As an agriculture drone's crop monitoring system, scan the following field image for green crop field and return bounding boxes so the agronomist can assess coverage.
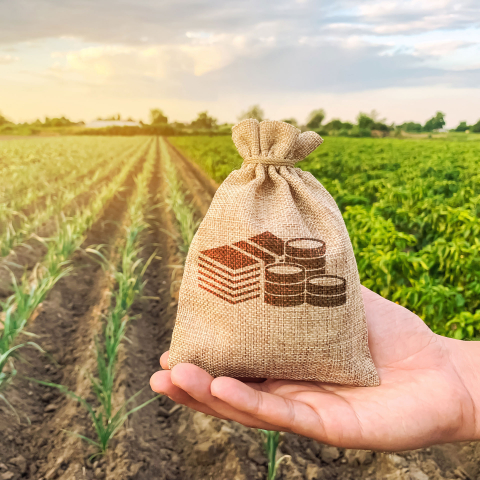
[1,133,480,479]
[171,135,480,340]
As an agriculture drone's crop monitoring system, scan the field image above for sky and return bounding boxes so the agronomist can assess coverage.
[1,0,479,128]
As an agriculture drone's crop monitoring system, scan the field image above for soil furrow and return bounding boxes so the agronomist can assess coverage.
[165,139,217,217]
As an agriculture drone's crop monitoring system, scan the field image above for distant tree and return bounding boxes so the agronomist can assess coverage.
[282,118,299,128]
[454,121,469,132]
[306,109,326,129]
[399,122,422,133]
[471,119,480,133]
[43,116,77,127]
[150,108,168,125]
[324,119,344,131]
[357,112,375,130]
[372,121,390,132]
[0,111,11,126]
[238,105,265,122]
[191,111,217,130]
[423,111,445,132]
[97,114,121,121]
[170,121,187,129]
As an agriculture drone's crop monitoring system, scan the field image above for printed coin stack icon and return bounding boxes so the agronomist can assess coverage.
[285,238,326,278]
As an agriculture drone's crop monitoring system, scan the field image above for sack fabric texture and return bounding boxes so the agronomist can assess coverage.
[168,119,380,386]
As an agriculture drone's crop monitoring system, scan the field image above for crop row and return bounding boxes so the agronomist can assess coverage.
[40,137,159,456]
[0,138,154,415]
[160,137,199,257]
[0,142,150,258]
[0,137,150,258]
[0,137,144,214]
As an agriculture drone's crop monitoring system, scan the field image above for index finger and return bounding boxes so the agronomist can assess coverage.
[160,351,170,369]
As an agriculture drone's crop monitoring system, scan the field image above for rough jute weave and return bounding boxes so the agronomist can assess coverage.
[169,119,380,386]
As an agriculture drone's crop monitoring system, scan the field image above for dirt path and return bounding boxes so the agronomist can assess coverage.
[166,139,217,217]
[106,137,186,480]
[0,143,148,480]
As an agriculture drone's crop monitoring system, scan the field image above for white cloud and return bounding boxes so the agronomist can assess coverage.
[412,40,471,57]
[0,54,18,64]
[52,32,279,81]
[356,0,479,35]
[358,0,454,18]
[371,15,459,34]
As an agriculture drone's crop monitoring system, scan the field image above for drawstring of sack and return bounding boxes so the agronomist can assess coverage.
[242,156,298,167]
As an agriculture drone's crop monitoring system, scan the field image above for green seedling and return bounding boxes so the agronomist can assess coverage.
[260,430,290,480]
[31,379,159,458]
[160,138,200,257]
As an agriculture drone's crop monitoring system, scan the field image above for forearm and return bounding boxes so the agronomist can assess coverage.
[445,336,480,441]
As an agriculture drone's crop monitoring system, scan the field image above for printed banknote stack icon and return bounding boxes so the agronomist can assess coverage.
[198,245,262,305]
[197,231,282,304]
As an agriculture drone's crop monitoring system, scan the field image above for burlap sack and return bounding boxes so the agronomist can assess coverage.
[168,119,379,386]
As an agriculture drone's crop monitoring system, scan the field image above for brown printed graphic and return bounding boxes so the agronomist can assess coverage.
[233,240,276,265]
[249,231,285,256]
[306,275,347,307]
[264,263,306,307]
[197,232,347,307]
[285,238,326,278]
[198,245,262,305]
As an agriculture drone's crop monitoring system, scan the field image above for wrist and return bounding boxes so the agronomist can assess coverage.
[445,336,480,441]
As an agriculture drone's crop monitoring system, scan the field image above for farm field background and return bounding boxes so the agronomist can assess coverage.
[0,134,479,480]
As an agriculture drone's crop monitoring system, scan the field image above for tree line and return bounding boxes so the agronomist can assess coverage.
[142,106,480,137]
[1,107,480,137]
[235,106,480,136]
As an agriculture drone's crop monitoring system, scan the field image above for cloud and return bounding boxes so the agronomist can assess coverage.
[0,0,335,46]
[356,0,480,34]
[412,40,472,57]
[0,54,18,64]
[49,36,475,103]
[5,0,477,47]
[51,32,279,86]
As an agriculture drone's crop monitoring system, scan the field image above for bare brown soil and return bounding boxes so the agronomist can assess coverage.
[0,137,479,480]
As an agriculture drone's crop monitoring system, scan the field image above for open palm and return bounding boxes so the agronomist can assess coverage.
[150,286,478,451]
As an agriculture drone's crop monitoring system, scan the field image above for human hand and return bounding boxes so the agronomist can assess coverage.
[150,286,480,451]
